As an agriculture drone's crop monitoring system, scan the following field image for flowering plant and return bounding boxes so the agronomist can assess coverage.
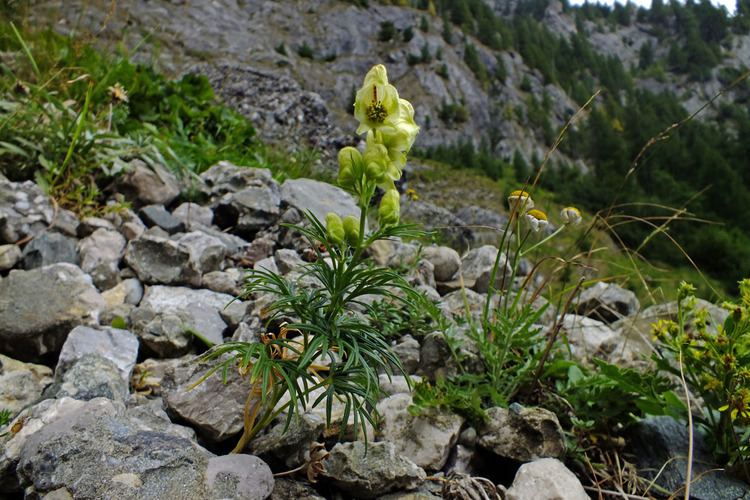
[196,65,422,452]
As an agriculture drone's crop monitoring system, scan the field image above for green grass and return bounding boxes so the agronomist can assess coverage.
[0,23,319,214]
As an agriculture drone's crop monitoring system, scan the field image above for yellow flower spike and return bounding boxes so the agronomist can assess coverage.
[560,206,582,225]
[325,212,345,245]
[507,189,534,212]
[378,189,400,227]
[525,209,548,233]
[343,215,360,246]
[353,64,401,135]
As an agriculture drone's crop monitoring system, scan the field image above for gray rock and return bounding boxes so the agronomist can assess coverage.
[78,228,127,290]
[8,397,210,498]
[206,454,274,500]
[129,286,232,357]
[271,478,326,500]
[254,255,279,274]
[232,320,261,343]
[21,232,79,269]
[0,354,52,418]
[176,231,227,275]
[201,163,282,236]
[119,159,181,206]
[281,178,358,222]
[393,335,421,374]
[377,393,464,471]
[172,202,214,227]
[275,248,304,274]
[478,406,565,462]
[124,233,201,286]
[162,355,248,443]
[131,356,190,398]
[249,412,325,468]
[559,314,620,364]
[378,374,420,397]
[203,269,242,295]
[76,216,116,237]
[439,288,499,323]
[422,246,461,282]
[219,299,248,328]
[506,458,589,500]
[0,263,104,362]
[574,282,640,323]
[321,441,426,499]
[139,204,186,234]
[401,199,473,250]
[44,353,129,402]
[121,220,145,240]
[460,245,511,293]
[455,206,508,247]
[0,244,21,270]
[419,328,484,381]
[0,180,57,244]
[56,325,139,383]
[627,416,750,500]
[102,278,144,307]
[369,238,419,268]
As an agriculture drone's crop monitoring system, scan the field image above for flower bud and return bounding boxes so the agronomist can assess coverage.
[378,189,400,227]
[338,147,361,188]
[325,212,345,245]
[560,206,582,225]
[363,141,389,182]
[343,215,360,246]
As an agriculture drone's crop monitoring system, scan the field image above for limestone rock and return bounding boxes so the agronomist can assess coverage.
[281,177,358,222]
[119,159,181,206]
[422,246,461,282]
[124,233,201,286]
[129,285,232,357]
[574,282,640,323]
[162,355,248,443]
[377,393,464,471]
[506,458,589,500]
[21,232,79,269]
[478,406,565,462]
[172,202,214,227]
[206,454,274,500]
[139,204,186,234]
[7,397,210,498]
[0,244,21,270]
[0,354,52,418]
[321,441,426,499]
[43,354,130,402]
[55,325,139,383]
[78,228,126,290]
[249,412,325,468]
[0,263,104,362]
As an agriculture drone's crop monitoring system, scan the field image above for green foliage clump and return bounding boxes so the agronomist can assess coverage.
[297,42,314,59]
[378,21,396,42]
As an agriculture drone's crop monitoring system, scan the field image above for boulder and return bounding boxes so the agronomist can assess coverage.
[281,177,358,222]
[574,282,639,323]
[0,244,21,270]
[506,458,589,500]
[76,216,116,237]
[119,159,181,206]
[172,202,214,227]
[21,232,79,269]
[369,238,419,268]
[206,454,274,500]
[43,354,130,402]
[102,278,144,307]
[0,354,52,418]
[203,269,243,295]
[478,406,565,462]
[4,397,211,497]
[176,231,227,275]
[0,263,104,362]
[275,248,304,274]
[627,416,750,500]
[124,233,201,286]
[377,393,464,471]
[401,199,472,250]
[419,329,483,380]
[321,441,426,499]
[139,204,186,234]
[55,325,139,383]
[249,412,326,468]
[559,314,620,363]
[78,228,127,290]
[422,246,461,282]
[201,163,282,236]
[162,355,248,443]
[393,334,421,374]
[129,286,233,357]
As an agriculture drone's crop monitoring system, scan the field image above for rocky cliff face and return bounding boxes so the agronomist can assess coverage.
[35,0,750,169]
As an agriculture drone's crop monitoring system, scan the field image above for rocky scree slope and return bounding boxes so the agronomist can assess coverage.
[1,160,745,498]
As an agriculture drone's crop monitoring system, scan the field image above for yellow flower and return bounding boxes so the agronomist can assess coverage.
[353,65,401,135]
[525,209,548,233]
[108,82,129,103]
[406,188,419,201]
[560,206,582,225]
[507,189,534,212]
